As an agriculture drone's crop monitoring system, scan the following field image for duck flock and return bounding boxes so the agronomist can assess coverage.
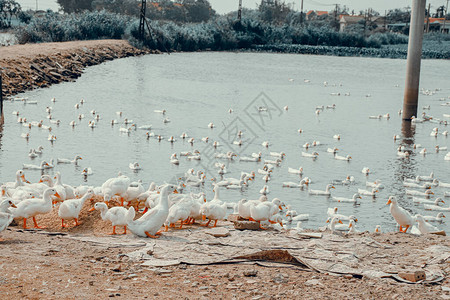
[1,68,450,239]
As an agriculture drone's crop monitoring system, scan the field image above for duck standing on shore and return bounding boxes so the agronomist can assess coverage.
[387,196,414,233]
[127,184,178,238]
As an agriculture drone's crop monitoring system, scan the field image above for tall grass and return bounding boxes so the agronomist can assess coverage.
[14,10,450,59]
[16,10,129,43]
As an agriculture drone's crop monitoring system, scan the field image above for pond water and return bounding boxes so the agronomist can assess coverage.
[1,52,449,233]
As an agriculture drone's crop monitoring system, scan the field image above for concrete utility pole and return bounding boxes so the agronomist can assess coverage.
[300,0,304,24]
[426,3,430,33]
[238,0,242,21]
[402,0,426,121]
[0,72,3,117]
[443,0,449,33]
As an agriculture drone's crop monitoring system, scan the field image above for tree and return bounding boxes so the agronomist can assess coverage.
[182,0,215,23]
[435,5,445,18]
[0,0,22,28]
[258,0,292,24]
[57,0,94,13]
[387,8,410,23]
[93,0,140,15]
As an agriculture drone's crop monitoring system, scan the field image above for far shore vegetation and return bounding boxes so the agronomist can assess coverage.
[1,0,449,59]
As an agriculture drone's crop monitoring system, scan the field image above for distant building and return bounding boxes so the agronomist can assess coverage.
[388,18,450,33]
[428,18,449,33]
[306,10,329,21]
[339,15,364,32]
[339,15,387,32]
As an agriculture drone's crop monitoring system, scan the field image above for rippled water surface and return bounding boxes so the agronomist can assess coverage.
[1,52,449,232]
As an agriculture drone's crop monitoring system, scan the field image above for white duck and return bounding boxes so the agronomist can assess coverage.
[127,184,178,238]
[302,152,319,159]
[309,184,335,196]
[270,152,286,159]
[332,193,361,204]
[225,180,245,191]
[28,149,38,159]
[249,198,282,229]
[288,167,303,175]
[164,198,191,229]
[56,155,82,165]
[417,172,434,181]
[22,161,49,170]
[358,188,379,197]
[327,216,343,232]
[0,199,17,214]
[282,178,309,189]
[415,214,440,234]
[374,225,381,233]
[58,189,95,228]
[403,181,432,189]
[101,175,131,206]
[347,219,359,234]
[259,185,270,195]
[81,168,93,176]
[170,153,180,165]
[53,172,69,201]
[290,214,310,222]
[238,195,268,220]
[341,175,355,185]
[405,189,434,198]
[240,156,260,162]
[438,181,450,188]
[424,203,450,211]
[423,212,446,223]
[200,200,227,228]
[90,202,135,235]
[335,155,352,161]
[327,147,339,154]
[327,207,358,222]
[238,198,254,220]
[5,170,29,189]
[124,181,145,204]
[10,188,60,229]
[0,211,14,241]
[412,197,445,205]
[129,162,141,170]
[387,196,414,233]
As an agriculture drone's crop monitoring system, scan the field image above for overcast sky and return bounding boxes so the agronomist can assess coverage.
[16,0,449,14]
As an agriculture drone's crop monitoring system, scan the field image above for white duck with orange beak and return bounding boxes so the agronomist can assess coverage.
[309,184,335,196]
[4,170,30,190]
[387,196,414,233]
[327,216,344,232]
[127,184,178,238]
[10,188,61,229]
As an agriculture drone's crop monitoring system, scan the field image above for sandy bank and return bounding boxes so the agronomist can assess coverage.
[0,40,156,97]
[1,194,449,298]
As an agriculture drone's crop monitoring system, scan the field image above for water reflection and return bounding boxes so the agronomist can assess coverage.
[393,121,417,207]
[401,120,416,144]
[0,112,3,150]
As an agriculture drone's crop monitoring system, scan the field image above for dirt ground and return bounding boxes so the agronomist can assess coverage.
[0,40,132,60]
[1,199,449,299]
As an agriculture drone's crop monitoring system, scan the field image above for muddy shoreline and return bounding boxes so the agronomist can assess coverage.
[0,40,157,98]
